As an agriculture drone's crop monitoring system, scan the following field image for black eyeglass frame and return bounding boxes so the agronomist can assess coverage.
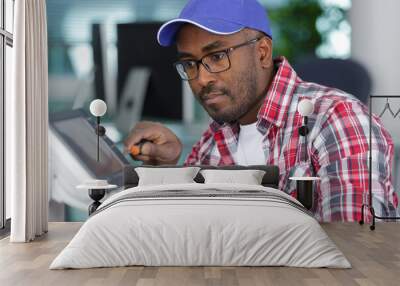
[173,36,264,81]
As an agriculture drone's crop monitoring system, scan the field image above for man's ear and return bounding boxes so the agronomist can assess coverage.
[258,37,273,69]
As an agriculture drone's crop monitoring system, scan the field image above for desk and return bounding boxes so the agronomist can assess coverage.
[1,222,399,286]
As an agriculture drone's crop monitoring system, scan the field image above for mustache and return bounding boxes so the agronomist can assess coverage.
[198,85,229,101]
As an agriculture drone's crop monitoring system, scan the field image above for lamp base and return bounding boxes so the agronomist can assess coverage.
[88,188,106,215]
[296,180,313,210]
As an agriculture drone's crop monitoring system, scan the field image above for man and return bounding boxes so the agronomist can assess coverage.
[124,0,398,221]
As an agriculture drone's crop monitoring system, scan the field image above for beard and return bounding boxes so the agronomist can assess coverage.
[195,62,260,124]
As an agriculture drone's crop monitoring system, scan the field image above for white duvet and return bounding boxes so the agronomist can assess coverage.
[50,183,351,269]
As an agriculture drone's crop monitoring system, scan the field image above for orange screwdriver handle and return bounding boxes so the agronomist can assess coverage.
[130,145,141,156]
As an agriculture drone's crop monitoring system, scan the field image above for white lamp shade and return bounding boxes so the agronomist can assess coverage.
[298,99,314,117]
[89,99,107,117]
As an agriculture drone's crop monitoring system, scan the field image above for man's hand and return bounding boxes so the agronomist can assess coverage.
[123,121,182,165]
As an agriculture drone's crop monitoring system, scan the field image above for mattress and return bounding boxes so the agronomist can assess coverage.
[50,183,351,269]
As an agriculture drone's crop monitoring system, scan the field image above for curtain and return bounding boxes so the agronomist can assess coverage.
[7,0,49,242]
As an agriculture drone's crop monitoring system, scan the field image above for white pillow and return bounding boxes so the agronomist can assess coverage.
[135,167,201,186]
[200,169,266,185]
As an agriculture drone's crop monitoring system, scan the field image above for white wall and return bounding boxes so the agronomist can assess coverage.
[350,0,400,94]
[350,0,400,199]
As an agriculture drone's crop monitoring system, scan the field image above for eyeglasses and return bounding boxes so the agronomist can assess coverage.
[173,37,263,81]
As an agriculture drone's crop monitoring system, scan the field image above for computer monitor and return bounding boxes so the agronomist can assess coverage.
[117,22,182,120]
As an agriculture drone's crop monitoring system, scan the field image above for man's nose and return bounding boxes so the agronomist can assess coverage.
[196,62,216,87]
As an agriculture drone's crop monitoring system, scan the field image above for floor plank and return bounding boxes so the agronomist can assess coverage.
[0,222,399,286]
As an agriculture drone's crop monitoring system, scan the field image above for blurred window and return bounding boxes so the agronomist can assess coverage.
[1,0,14,231]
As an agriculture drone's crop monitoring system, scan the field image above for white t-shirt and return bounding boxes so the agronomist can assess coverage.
[212,122,266,165]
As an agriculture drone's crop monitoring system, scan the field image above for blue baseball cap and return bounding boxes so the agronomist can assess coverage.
[157,0,272,47]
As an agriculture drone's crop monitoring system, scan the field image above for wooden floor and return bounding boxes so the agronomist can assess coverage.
[0,222,399,286]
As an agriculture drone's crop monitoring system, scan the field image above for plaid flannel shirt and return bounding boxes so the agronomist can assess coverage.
[184,56,398,222]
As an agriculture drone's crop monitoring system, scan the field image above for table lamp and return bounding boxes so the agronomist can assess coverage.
[76,99,117,215]
[290,99,320,210]
[89,99,107,161]
[298,98,314,161]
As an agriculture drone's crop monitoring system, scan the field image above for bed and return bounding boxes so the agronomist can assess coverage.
[50,165,350,269]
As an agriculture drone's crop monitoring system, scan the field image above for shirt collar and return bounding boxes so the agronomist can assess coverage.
[257,56,300,129]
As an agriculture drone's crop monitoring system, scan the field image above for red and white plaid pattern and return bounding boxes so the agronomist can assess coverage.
[184,56,398,222]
